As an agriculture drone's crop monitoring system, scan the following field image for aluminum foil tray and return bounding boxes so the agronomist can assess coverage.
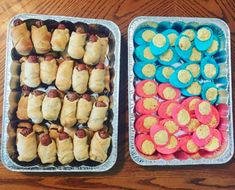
[128,16,233,166]
[1,13,121,172]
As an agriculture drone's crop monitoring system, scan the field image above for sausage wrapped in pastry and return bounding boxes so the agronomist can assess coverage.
[76,94,93,124]
[16,85,31,120]
[73,129,89,161]
[51,24,70,52]
[42,89,62,121]
[38,134,57,164]
[90,129,111,163]
[68,27,87,59]
[99,37,109,63]
[11,19,33,55]
[72,63,89,94]
[33,124,48,144]
[87,96,109,131]
[83,35,101,65]
[56,132,74,164]
[27,90,44,124]
[55,59,74,91]
[60,92,78,128]
[49,124,63,140]
[89,63,106,93]
[20,56,40,88]
[17,126,37,162]
[31,21,51,54]
[40,55,58,85]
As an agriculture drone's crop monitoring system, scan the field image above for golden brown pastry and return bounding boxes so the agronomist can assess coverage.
[99,37,109,63]
[67,27,87,59]
[16,85,31,120]
[72,63,89,94]
[49,124,63,140]
[73,129,89,161]
[55,59,74,91]
[89,129,111,163]
[38,134,57,164]
[83,35,102,65]
[33,124,48,144]
[76,94,93,124]
[51,24,70,52]
[42,89,62,121]
[20,56,40,88]
[27,90,44,124]
[60,92,78,128]
[31,20,51,54]
[87,96,109,131]
[56,132,74,165]
[11,19,33,55]
[89,63,106,93]
[40,55,58,85]
[16,126,37,162]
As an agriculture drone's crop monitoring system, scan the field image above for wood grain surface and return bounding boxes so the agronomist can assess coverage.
[0,0,235,189]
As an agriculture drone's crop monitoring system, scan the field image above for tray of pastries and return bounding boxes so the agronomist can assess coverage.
[1,13,120,172]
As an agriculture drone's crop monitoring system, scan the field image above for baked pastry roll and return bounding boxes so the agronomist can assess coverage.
[87,96,109,131]
[55,59,74,91]
[99,37,109,63]
[60,92,79,128]
[17,127,37,162]
[76,94,93,124]
[56,132,74,164]
[27,90,44,124]
[83,35,102,65]
[20,56,40,88]
[51,24,70,52]
[42,89,62,121]
[33,124,48,144]
[89,63,106,93]
[72,63,89,94]
[31,21,51,54]
[68,27,87,59]
[38,134,57,164]
[73,129,89,161]
[11,19,33,56]
[49,124,63,140]
[90,129,111,163]
[16,85,31,120]
[40,55,58,85]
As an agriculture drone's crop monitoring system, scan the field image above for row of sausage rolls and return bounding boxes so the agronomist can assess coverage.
[16,123,111,164]
[20,55,109,93]
[11,19,108,65]
[16,88,109,131]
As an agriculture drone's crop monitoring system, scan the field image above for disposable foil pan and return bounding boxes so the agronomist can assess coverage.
[128,16,233,165]
[1,13,121,172]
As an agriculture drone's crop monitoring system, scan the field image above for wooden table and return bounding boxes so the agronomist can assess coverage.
[0,0,234,189]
